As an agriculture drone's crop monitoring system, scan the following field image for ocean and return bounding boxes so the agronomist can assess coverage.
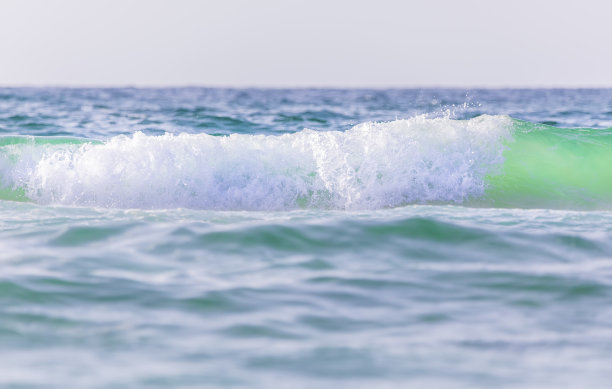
[1,87,612,388]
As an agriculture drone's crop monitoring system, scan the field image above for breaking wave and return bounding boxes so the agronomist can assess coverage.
[1,115,610,210]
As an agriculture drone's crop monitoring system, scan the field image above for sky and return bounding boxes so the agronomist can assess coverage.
[0,0,611,88]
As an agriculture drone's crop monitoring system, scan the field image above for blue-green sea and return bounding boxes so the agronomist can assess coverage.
[1,88,612,388]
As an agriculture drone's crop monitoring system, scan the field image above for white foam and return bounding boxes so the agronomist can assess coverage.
[0,115,513,210]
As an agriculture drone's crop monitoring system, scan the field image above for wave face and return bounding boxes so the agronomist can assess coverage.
[1,115,611,210]
[485,121,612,209]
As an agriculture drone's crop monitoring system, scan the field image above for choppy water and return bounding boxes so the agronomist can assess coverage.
[1,88,612,388]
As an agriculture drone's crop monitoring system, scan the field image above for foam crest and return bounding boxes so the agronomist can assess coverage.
[0,115,512,210]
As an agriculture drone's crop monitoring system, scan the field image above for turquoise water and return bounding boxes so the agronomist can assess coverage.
[1,88,612,388]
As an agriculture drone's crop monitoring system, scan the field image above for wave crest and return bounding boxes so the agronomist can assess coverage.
[0,115,512,210]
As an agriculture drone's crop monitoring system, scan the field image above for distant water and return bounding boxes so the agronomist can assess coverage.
[1,88,612,388]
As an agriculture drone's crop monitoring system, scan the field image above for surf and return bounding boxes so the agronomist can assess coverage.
[0,115,610,210]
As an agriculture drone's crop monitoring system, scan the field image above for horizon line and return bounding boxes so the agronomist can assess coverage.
[2,83,612,90]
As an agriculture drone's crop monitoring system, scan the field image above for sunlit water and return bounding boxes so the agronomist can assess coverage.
[1,88,612,388]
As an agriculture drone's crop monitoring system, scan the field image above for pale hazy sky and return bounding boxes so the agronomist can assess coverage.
[1,0,611,87]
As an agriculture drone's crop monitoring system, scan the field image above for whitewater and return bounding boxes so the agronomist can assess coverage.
[0,115,512,209]
[1,87,612,389]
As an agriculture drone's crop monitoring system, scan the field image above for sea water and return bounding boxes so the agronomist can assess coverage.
[1,88,612,388]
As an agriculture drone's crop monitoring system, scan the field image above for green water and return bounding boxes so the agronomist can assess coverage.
[485,121,612,209]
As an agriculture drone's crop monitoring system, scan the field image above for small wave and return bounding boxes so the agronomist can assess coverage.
[3,115,611,210]
[0,115,512,210]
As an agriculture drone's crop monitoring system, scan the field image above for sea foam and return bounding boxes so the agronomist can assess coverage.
[0,115,512,210]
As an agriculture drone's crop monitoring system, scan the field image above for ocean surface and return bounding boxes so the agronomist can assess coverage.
[1,88,612,388]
